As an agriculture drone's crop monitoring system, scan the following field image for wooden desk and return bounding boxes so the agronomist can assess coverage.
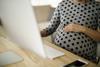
[0,36,98,67]
[0,26,98,67]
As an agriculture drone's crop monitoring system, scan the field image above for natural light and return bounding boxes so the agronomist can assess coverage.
[31,0,62,7]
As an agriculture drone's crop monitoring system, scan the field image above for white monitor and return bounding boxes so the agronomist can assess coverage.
[0,0,64,62]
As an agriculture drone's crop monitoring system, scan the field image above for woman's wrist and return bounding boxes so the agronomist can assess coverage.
[80,26,87,33]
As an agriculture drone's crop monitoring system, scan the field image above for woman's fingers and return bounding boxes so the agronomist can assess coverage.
[63,23,84,32]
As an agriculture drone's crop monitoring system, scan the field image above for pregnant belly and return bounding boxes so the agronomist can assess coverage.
[54,29,96,47]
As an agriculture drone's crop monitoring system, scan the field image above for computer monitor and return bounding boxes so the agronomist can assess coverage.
[0,0,64,63]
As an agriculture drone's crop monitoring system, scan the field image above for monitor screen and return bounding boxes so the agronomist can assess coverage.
[0,0,46,58]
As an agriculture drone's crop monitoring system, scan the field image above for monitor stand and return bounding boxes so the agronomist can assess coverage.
[0,51,23,66]
[44,45,64,60]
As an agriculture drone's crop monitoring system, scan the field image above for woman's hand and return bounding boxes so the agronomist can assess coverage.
[40,29,48,37]
[63,23,85,32]
[64,23,100,41]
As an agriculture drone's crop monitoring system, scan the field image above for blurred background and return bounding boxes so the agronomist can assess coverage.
[31,0,62,7]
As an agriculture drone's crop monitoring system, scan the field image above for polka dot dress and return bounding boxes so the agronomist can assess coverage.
[44,0,100,61]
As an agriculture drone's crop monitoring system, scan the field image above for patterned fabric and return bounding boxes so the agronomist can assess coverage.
[44,0,100,62]
[97,2,100,29]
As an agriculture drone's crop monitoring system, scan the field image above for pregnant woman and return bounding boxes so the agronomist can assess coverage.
[41,0,100,63]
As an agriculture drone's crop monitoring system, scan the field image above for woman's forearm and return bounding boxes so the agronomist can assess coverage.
[63,23,100,41]
[83,27,100,41]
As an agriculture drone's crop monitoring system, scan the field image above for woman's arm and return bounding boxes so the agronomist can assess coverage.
[63,23,100,41]
[41,4,61,37]
[82,27,100,41]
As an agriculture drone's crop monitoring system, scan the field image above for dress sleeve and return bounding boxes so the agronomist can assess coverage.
[98,9,100,30]
[97,2,100,30]
[43,4,61,36]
